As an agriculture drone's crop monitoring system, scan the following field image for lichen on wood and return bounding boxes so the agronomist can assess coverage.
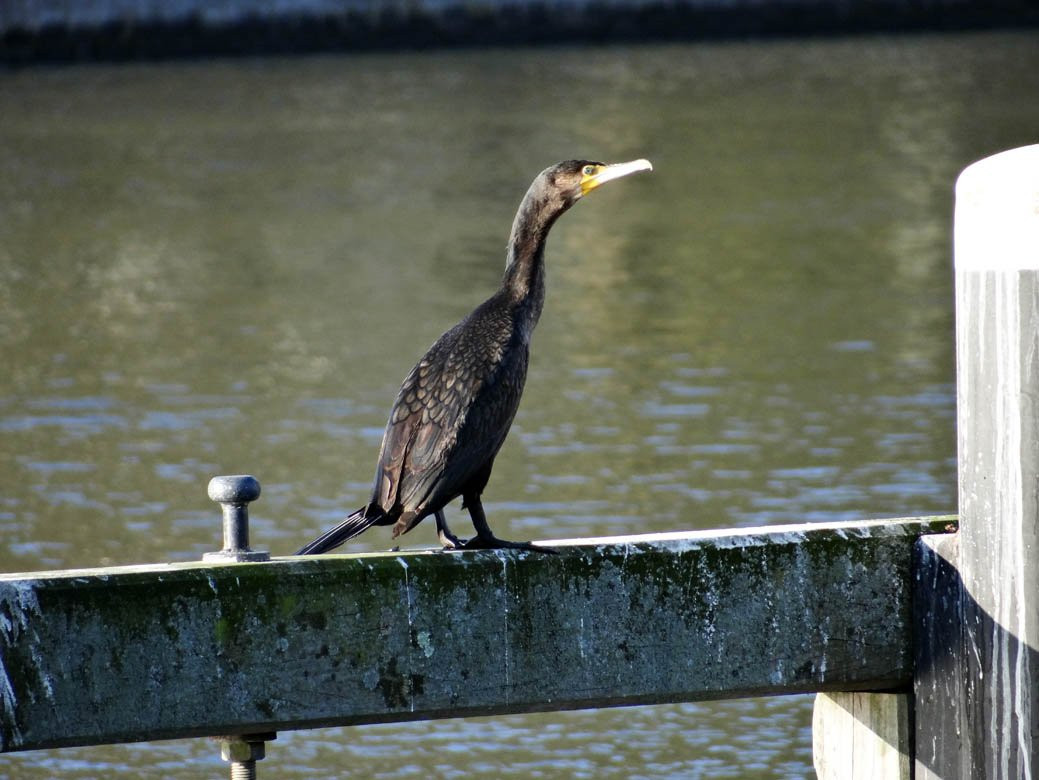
[0,516,954,752]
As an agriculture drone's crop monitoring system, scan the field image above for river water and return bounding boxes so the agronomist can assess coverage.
[1,30,1036,779]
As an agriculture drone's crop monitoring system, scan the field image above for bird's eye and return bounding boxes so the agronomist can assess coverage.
[582,165,596,176]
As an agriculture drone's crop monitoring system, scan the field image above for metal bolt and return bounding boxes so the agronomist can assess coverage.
[205,481,273,777]
[216,733,275,780]
[203,475,269,562]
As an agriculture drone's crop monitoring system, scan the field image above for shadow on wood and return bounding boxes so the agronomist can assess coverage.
[914,534,1039,779]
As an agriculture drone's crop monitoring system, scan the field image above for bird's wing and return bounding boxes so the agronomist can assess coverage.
[436,338,527,492]
[371,309,526,524]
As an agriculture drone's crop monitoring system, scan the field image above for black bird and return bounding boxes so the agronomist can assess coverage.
[296,158,652,555]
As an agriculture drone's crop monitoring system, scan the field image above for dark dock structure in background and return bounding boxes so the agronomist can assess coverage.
[2,0,1038,63]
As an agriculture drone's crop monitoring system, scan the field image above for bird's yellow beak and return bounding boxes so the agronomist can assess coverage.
[580,158,653,196]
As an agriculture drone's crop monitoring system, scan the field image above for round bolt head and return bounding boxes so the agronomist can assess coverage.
[208,475,261,504]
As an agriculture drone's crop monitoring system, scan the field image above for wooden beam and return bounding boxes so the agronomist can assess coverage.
[0,517,952,753]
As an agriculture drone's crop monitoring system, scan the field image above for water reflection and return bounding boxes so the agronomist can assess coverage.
[1,29,1037,778]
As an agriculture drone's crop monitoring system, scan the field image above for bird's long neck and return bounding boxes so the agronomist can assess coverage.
[501,190,565,334]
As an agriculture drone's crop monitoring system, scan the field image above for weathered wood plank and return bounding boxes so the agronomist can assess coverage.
[0,516,953,753]
[812,692,911,780]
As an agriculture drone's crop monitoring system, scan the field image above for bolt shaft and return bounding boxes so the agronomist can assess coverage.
[221,503,251,552]
[230,760,257,780]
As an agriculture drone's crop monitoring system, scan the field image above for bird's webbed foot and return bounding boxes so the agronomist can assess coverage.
[438,531,470,551]
[459,494,556,553]
[462,534,557,554]
[435,510,469,551]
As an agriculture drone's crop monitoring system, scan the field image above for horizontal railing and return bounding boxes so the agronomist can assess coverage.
[0,516,953,754]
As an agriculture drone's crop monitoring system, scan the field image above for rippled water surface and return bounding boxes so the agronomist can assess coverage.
[1,30,1037,778]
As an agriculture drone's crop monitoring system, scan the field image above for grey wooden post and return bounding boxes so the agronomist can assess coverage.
[915,144,1039,778]
[813,692,910,779]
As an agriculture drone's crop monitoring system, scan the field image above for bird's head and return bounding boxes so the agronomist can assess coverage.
[504,157,653,300]
[539,158,654,210]
[506,157,654,274]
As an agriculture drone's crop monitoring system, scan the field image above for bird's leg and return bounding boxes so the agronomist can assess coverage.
[435,509,468,550]
[461,493,556,553]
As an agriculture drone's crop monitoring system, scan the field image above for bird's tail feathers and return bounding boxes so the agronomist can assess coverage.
[295,504,384,555]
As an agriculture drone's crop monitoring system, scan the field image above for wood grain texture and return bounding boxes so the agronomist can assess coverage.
[0,517,951,752]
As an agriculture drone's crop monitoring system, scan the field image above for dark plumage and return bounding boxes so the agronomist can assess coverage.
[296,158,652,555]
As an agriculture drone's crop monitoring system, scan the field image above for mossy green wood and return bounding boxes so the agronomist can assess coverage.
[0,517,954,752]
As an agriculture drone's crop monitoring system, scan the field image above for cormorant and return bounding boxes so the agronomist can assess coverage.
[296,158,652,555]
